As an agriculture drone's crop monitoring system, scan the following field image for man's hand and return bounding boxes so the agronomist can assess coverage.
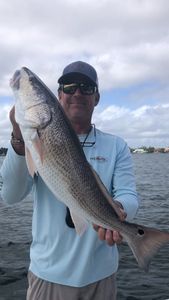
[93,225,123,246]
[9,106,23,139]
[9,106,25,155]
[93,201,127,246]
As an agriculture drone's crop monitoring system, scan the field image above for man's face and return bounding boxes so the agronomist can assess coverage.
[58,82,99,123]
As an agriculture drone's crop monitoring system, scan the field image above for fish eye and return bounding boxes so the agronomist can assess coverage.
[137,228,145,236]
[29,75,35,82]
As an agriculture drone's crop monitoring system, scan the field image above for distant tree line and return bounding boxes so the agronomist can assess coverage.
[130,146,167,153]
[0,147,8,155]
[0,146,168,156]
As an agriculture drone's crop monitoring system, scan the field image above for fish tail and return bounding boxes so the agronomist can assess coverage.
[123,225,169,272]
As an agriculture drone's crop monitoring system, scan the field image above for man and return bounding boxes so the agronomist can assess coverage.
[0,61,138,300]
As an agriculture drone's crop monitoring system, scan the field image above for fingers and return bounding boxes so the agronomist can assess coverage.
[9,105,23,139]
[93,225,106,241]
[9,106,16,125]
[114,200,127,221]
[92,201,126,246]
[112,230,123,244]
[105,229,114,246]
[93,224,123,246]
[105,229,123,246]
[98,227,106,241]
[92,225,107,241]
[119,208,127,222]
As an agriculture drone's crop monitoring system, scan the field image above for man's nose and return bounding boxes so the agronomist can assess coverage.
[74,87,82,95]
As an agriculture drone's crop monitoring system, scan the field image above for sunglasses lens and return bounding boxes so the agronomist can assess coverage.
[63,83,77,94]
[61,83,96,95]
[80,84,95,95]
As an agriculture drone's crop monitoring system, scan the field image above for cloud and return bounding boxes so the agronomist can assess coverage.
[0,0,169,94]
[0,104,12,147]
[0,0,169,148]
[93,103,169,147]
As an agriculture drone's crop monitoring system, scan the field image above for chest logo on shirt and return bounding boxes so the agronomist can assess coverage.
[90,156,107,162]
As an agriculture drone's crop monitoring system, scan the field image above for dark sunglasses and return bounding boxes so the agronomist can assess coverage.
[59,83,97,95]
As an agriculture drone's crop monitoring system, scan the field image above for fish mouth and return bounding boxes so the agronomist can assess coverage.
[10,70,21,90]
[10,67,35,90]
[22,66,34,77]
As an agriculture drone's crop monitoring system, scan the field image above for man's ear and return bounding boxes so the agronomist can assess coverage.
[58,90,62,101]
[94,93,100,106]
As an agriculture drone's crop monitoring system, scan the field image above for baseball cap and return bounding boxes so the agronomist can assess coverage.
[58,61,98,87]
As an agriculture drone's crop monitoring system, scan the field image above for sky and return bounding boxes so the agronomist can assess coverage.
[0,0,169,148]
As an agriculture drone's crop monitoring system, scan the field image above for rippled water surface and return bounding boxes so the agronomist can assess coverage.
[0,154,169,300]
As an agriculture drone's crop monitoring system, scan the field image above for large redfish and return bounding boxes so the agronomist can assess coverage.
[10,67,169,271]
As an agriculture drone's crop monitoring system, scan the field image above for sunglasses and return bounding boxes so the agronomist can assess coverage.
[59,83,97,95]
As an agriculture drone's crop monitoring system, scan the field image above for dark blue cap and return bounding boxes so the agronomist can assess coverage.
[58,61,98,87]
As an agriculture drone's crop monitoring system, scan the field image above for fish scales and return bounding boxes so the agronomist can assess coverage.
[10,66,169,272]
[37,94,116,227]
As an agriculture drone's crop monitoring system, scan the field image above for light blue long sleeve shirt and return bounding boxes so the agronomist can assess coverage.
[0,128,138,287]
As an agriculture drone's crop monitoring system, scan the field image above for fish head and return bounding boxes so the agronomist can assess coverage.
[10,67,52,130]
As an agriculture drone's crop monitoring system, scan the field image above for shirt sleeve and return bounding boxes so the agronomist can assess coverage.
[0,143,33,205]
[112,141,139,221]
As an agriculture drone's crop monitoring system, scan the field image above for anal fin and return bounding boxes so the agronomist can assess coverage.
[70,209,88,235]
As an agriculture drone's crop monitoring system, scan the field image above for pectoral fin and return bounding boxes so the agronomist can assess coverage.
[25,147,38,177]
[31,131,44,163]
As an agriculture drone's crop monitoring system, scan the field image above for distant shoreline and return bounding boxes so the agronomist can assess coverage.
[1,146,169,156]
[131,147,169,153]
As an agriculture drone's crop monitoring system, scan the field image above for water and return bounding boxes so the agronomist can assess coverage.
[0,154,169,299]
[117,153,169,300]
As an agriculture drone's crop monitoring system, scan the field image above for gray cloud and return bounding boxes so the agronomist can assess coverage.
[0,0,169,92]
[93,103,169,147]
[0,104,12,147]
[0,0,169,147]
